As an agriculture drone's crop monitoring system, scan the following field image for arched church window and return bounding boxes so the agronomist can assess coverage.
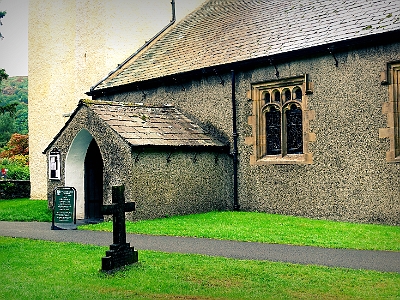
[265,102,303,156]
[285,103,303,154]
[264,92,270,104]
[284,89,291,102]
[294,87,302,100]
[266,105,281,155]
[273,90,280,103]
[247,74,314,165]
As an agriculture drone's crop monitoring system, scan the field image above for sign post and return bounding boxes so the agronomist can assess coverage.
[52,187,77,230]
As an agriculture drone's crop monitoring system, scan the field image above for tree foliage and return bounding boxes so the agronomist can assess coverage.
[0,68,8,82]
[0,102,17,115]
[0,133,29,180]
[0,114,14,146]
[0,13,15,134]
[0,76,28,146]
[0,133,29,158]
[0,10,5,40]
[0,11,29,180]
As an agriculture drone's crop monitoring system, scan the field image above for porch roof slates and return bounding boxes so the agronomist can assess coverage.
[85,100,226,148]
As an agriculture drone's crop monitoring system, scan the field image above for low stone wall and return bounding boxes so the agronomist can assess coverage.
[0,180,31,199]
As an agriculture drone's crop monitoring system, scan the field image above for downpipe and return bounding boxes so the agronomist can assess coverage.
[231,70,240,211]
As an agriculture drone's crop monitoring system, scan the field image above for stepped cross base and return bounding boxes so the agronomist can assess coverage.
[102,243,138,271]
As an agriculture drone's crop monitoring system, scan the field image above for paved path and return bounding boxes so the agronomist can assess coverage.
[0,221,399,273]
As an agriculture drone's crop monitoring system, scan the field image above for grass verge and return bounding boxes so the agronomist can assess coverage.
[0,198,51,222]
[0,236,399,300]
[81,211,400,251]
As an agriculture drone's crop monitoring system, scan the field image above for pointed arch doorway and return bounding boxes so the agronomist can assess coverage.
[65,129,103,221]
[84,139,103,220]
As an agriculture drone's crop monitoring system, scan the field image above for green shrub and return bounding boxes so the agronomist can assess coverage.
[0,158,29,180]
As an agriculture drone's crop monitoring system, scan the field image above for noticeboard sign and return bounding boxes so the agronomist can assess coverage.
[49,149,61,180]
[52,187,76,230]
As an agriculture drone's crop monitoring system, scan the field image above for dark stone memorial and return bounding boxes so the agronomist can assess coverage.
[101,185,138,271]
[52,187,77,230]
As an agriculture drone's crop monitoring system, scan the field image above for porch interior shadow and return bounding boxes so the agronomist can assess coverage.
[84,139,103,220]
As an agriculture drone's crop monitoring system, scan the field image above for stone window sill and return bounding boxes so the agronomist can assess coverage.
[253,153,312,165]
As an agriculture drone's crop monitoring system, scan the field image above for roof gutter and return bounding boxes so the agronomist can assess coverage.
[87,0,176,96]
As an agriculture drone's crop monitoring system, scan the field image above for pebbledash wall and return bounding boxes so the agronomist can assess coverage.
[129,150,233,220]
[46,105,233,221]
[99,41,400,225]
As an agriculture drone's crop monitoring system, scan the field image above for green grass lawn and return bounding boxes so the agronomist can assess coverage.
[1,198,399,251]
[0,236,399,300]
[0,198,52,222]
[82,211,400,251]
[0,199,399,298]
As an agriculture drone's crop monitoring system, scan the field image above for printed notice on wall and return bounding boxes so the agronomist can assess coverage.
[52,187,76,230]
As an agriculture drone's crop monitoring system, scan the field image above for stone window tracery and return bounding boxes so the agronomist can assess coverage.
[380,61,400,163]
[246,75,315,165]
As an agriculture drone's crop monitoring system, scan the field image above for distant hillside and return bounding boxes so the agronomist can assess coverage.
[0,76,28,147]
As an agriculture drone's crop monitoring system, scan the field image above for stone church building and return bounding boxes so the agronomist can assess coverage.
[44,0,399,225]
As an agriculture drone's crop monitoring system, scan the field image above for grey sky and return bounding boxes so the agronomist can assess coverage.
[0,0,29,77]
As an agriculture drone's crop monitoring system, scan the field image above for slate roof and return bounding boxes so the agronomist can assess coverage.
[85,100,226,148]
[92,0,400,92]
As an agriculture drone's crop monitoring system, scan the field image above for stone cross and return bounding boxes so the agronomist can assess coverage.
[101,185,138,271]
[102,185,135,245]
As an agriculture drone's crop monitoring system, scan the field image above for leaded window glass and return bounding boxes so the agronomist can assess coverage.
[266,106,281,155]
[265,92,270,104]
[284,89,291,101]
[264,88,304,156]
[285,104,303,154]
[274,91,280,102]
[294,87,302,100]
